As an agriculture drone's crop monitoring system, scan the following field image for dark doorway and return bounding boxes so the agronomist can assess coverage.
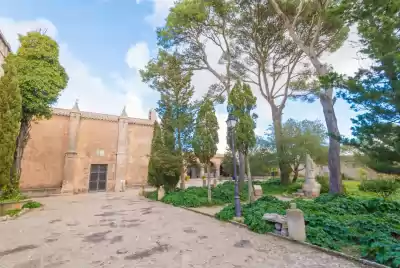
[89,164,108,192]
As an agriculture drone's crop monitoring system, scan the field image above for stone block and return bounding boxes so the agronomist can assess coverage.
[253,185,263,197]
[286,203,306,242]
[157,186,165,200]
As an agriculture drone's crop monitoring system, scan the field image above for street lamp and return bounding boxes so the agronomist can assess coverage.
[226,113,241,218]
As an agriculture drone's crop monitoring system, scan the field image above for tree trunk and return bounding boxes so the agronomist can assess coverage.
[207,164,212,203]
[238,152,245,190]
[272,108,291,185]
[320,94,343,193]
[293,164,300,183]
[245,153,255,202]
[180,166,186,190]
[12,119,30,188]
[268,0,342,193]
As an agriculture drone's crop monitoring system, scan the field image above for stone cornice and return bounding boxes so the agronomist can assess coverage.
[52,108,154,126]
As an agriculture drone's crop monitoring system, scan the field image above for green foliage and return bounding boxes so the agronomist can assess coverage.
[147,122,165,188]
[141,51,197,191]
[12,31,68,185]
[253,178,302,195]
[22,201,42,209]
[0,55,22,198]
[216,194,400,267]
[148,182,250,207]
[338,0,400,174]
[227,81,257,154]
[192,99,219,164]
[15,31,69,120]
[144,191,158,201]
[5,208,21,217]
[359,179,400,199]
[316,175,329,194]
[265,119,328,180]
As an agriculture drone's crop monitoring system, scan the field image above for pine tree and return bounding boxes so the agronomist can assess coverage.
[141,50,196,190]
[0,55,22,198]
[192,99,219,202]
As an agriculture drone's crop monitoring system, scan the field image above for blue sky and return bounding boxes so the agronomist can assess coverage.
[0,0,366,152]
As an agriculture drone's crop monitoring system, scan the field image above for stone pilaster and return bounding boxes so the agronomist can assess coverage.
[200,165,205,178]
[61,100,81,194]
[114,107,129,192]
[215,164,220,179]
[148,109,157,122]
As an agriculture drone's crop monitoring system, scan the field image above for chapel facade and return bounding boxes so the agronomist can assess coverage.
[19,102,156,194]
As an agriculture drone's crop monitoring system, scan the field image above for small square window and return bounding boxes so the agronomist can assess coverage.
[96,149,105,157]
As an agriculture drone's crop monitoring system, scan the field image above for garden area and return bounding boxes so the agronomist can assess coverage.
[145,177,400,267]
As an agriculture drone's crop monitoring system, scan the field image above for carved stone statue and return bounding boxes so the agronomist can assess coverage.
[304,154,316,181]
[302,154,321,197]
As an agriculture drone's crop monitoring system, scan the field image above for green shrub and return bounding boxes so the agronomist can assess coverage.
[359,179,400,199]
[5,208,21,216]
[144,190,158,200]
[215,194,400,267]
[316,175,329,193]
[22,201,42,209]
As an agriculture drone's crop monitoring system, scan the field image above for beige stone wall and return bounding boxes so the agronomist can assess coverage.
[74,119,119,192]
[126,123,154,187]
[20,115,69,189]
[20,108,155,193]
[0,30,11,76]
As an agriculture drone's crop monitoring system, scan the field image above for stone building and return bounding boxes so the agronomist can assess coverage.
[20,101,157,194]
[0,29,12,76]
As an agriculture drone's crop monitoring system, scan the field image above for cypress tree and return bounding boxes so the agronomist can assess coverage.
[147,121,164,189]
[0,55,22,198]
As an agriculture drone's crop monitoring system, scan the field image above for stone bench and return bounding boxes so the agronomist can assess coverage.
[262,213,288,236]
[263,203,306,242]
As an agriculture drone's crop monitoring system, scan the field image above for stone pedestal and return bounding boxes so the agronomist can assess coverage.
[253,185,263,198]
[61,152,78,194]
[302,179,321,197]
[286,203,306,242]
[157,186,165,200]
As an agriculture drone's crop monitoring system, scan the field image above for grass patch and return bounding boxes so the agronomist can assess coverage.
[22,201,42,209]
[344,180,400,200]
[215,194,400,268]
[5,208,21,216]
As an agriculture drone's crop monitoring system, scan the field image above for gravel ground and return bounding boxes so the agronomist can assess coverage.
[0,191,367,268]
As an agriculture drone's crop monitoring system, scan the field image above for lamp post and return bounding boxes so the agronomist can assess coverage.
[226,113,241,218]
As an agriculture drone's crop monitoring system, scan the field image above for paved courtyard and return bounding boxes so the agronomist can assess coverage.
[0,191,367,268]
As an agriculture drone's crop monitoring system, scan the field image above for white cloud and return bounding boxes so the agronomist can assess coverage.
[0,17,151,119]
[125,41,150,71]
[136,0,175,28]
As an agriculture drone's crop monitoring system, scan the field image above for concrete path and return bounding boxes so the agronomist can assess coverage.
[0,191,367,268]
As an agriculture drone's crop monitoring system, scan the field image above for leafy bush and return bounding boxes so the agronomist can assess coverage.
[144,190,158,200]
[316,175,329,193]
[215,194,400,267]
[5,208,21,216]
[22,201,42,209]
[359,179,400,199]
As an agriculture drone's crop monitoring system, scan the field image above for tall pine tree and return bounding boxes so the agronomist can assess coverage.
[0,55,22,198]
[340,0,400,174]
[141,50,196,190]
